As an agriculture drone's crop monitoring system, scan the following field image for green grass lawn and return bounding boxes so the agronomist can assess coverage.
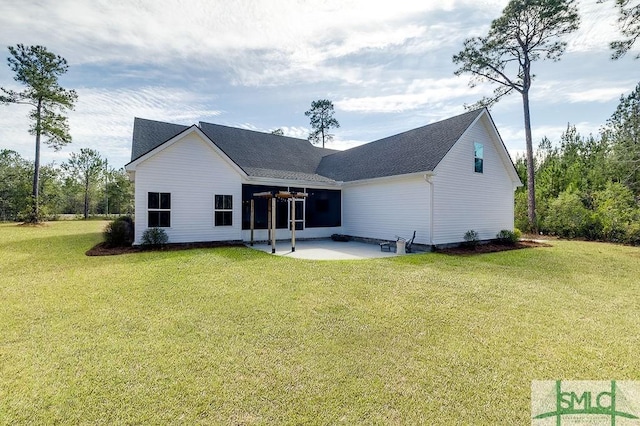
[1,221,639,424]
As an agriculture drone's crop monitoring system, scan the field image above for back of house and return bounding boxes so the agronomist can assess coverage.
[125,108,522,247]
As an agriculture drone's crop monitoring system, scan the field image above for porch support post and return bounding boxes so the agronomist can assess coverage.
[250,199,254,246]
[267,198,272,244]
[291,198,296,252]
[271,197,276,253]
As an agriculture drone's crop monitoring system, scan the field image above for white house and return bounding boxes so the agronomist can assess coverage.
[125,108,522,247]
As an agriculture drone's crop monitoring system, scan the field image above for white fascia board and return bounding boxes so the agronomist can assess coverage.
[342,171,432,188]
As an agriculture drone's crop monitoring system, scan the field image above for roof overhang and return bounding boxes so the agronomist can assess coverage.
[242,175,343,188]
[341,171,433,187]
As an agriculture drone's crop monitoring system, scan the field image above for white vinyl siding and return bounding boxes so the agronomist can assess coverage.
[432,116,515,244]
[133,132,242,244]
[342,175,430,245]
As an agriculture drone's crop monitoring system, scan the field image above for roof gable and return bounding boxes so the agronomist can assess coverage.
[316,109,484,182]
[125,125,247,178]
[130,118,189,161]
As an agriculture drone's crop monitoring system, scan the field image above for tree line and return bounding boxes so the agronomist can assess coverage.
[513,82,640,244]
[0,148,132,221]
[453,0,638,232]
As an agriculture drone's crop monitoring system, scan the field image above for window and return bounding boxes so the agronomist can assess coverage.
[474,142,484,173]
[241,185,288,230]
[148,192,171,227]
[215,195,233,226]
[305,189,341,228]
[240,185,341,230]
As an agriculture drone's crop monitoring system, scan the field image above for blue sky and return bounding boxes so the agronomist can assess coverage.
[0,0,637,169]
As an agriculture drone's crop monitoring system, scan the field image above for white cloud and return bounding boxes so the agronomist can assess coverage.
[0,0,506,88]
[2,85,224,167]
[336,77,487,113]
[566,0,625,54]
[530,79,635,104]
[330,138,369,151]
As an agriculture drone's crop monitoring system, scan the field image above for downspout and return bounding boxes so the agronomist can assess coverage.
[424,172,436,248]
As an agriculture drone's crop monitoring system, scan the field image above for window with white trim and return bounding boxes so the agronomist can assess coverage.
[214,195,233,226]
[148,192,171,227]
[474,142,484,173]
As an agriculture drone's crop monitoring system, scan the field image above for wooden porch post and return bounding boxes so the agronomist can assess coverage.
[267,198,272,244]
[271,197,276,253]
[291,198,296,252]
[250,199,254,246]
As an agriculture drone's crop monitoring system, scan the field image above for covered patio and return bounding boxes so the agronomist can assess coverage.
[247,239,403,260]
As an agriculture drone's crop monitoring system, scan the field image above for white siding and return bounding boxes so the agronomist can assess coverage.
[342,175,431,245]
[432,116,515,244]
[133,132,243,244]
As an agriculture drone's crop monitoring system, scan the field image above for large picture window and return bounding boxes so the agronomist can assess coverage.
[215,195,233,226]
[148,192,171,227]
[305,189,341,228]
[474,142,484,173]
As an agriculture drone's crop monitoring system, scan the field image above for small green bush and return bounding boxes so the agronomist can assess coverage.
[514,228,522,240]
[496,229,519,245]
[463,230,479,248]
[626,223,640,246]
[103,216,134,247]
[543,191,591,238]
[141,227,169,247]
[17,197,49,223]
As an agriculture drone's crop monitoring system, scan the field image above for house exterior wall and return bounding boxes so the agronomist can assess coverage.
[432,116,516,244]
[342,175,431,245]
[132,132,243,244]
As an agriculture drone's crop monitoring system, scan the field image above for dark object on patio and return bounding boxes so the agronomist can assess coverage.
[331,234,350,242]
[405,230,416,253]
[379,239,397,252]
[380,231,416,252]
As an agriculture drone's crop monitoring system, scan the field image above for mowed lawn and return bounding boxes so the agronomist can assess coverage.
[1,221,639,424]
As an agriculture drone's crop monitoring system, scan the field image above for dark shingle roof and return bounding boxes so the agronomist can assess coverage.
[243,167,338,183]
[129,109,487,183]
[316,109,484,181]
[130,118,189,161]
[199,122,337,176]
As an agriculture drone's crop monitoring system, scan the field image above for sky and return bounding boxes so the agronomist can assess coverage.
[0,0,638,170]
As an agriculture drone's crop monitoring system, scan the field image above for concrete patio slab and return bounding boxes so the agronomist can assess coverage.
[247,239,401,260]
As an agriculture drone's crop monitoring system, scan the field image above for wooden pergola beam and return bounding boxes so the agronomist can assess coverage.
[250,190,308,254]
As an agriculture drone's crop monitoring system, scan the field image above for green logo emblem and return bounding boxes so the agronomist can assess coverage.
[532,381,640,425]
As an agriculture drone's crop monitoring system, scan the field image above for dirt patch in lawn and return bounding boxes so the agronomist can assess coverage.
[436,239,551,255]
[86,241,245,256]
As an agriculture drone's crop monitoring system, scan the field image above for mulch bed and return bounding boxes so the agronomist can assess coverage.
[86,241,245,256]
[87,240,551,257]
[435,239,551,255]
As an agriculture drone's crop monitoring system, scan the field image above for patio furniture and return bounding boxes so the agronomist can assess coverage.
[380,231,416,253]
[405,231,416,253]
[380,238,400,252]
